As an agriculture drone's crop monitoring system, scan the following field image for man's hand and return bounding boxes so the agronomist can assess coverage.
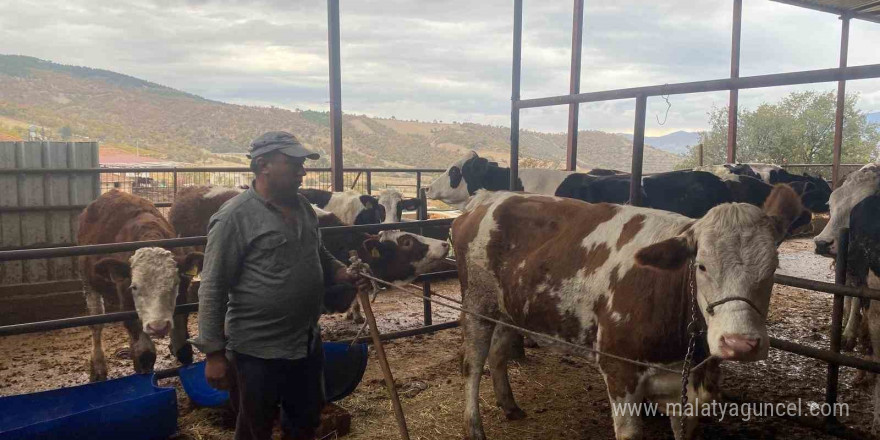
[335,266,372,292]
[205,351,231,390]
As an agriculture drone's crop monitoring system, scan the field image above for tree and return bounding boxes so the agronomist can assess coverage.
[678,91,880,169]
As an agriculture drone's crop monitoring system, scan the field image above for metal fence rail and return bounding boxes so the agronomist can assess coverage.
[0,166,447,215]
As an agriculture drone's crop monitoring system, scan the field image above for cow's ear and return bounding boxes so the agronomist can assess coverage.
[400,198,422,211]
[362,238,385,261]
[94,258,132,283]
[635,235,694,271]
[763,184,807,243]
[360,195,377,210]
[177,252,204,278]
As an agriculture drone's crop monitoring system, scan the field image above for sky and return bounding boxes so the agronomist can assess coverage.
[1,0,879,136]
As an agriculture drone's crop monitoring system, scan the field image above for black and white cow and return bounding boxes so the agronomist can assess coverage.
[428,152,740,219]
[300,188,422,225]
[377,189,423,224]
[814,163,880,353]
[425,151,622,209]
[300,189,384,225]
[715,163,832,213]
[846,194,880,431]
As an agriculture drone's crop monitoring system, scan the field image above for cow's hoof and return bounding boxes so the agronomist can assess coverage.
[842,335,857,352]
[522,336,539,348]
[134,350,157,374]
[349,313,365,324]
[503,407,527,421]
[175,344,194,365]
[88,360,108,382]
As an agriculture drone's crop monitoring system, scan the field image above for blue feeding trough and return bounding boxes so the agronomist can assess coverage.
[0,374,177,440]
[179,342,369,407]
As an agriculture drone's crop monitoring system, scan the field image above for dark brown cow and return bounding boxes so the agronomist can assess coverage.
[168,185,245,239]
[77,189,202,381]
[452,186,805,440]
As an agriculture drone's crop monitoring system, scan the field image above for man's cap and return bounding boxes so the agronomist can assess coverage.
[247,131,320,160]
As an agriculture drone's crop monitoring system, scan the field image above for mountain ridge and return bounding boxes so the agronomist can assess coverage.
[0,54,680,172]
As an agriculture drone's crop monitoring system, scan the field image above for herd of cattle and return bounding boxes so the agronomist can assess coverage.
[65,151,880,439]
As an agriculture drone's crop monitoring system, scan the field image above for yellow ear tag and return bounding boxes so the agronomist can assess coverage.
[185,266,200,277]
[371,248,381,258]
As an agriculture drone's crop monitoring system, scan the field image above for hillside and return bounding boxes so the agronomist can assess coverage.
[0,55,679,172]
[620,130,699,156]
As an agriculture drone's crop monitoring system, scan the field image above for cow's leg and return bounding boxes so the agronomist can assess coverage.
[123,319,157,374]
[85,289,108,382]
[171,281,193,364]
[487,324,525,420]
[843,297,862,351]
[171,313,193,364]
[462,312,494,440]
[345,299,365,324]
[644,365,719,440]
[864,301,880,433]
[599,362,645,440]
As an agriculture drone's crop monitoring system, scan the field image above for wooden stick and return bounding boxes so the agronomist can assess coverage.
[353,268,411,440]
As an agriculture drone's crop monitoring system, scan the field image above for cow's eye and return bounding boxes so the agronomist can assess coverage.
[130,284,138,292]
[698,264,707,272]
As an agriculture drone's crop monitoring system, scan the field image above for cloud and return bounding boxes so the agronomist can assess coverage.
[1,0,878,137]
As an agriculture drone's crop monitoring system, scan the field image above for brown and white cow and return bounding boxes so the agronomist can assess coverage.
[452,186,805,440]
[77,189,203,381]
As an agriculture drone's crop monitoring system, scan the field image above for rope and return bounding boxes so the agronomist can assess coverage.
[363,272,717,375]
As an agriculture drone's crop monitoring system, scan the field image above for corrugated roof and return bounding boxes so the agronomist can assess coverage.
[771,0,880,23]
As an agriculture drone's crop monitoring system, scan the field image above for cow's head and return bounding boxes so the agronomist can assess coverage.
[358,231,450,283]
[635,185,805,362]
[353,194,385,225]
[426,151,494,208]
[797,172,832,213]
[94,248,204,337]
[377,189,422,224]
[815,163,880,256]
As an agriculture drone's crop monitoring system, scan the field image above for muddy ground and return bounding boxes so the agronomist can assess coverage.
[2,238,879,439]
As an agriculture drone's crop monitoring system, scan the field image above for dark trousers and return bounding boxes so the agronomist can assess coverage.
[228,344,325,440]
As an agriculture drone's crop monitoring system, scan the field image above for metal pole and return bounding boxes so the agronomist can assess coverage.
[826,227,849,422]
[416,171,422,196]
[515,64,880,109]
[727,0,742,163]
[510,0,523,191]
[565,0,584,171]
[366,170,372,195]
[629,95,647,206]
[423,282,433,326]
[832,16,850,189]
[172,169,178,197]
[698,143,704,167]
[417,186,432,326]
[328,0,344,192]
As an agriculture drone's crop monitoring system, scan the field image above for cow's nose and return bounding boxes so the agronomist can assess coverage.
[815,240,832,256]
[718,334,760,360]
[145,320,171,337]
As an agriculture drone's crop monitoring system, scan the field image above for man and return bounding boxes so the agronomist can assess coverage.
[191,131,369,440]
